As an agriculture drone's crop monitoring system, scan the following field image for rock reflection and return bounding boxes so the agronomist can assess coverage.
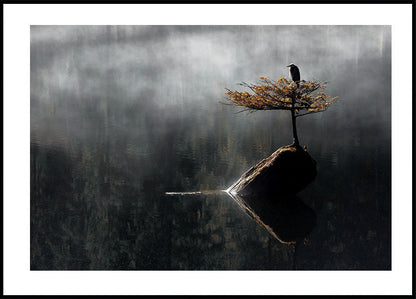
[228,192,316,244]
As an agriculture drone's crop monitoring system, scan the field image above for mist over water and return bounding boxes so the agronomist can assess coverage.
[31,26,391,270]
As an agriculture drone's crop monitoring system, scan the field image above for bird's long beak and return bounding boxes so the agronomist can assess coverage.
[285,65,290,67]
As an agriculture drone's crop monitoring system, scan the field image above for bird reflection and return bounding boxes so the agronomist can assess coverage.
[228,192,316,244]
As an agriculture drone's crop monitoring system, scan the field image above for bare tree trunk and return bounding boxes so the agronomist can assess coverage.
[291,95,300,146]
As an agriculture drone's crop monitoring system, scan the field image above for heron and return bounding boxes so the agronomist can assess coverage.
[286,63,300,86]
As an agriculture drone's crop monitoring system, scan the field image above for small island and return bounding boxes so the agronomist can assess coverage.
[228,144,317,197]
[225,73,338,197]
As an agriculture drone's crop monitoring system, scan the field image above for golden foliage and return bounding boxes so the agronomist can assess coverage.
[225,77,339,116]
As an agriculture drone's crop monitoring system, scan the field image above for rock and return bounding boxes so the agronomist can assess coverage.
[228,144,317,197]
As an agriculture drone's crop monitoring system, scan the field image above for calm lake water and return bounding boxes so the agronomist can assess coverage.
[31,26,391,270]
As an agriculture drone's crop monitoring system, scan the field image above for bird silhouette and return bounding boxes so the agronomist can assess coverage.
[286,63,300,87]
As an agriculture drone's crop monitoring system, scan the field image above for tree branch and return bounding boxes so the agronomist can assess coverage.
[295,108,328,118]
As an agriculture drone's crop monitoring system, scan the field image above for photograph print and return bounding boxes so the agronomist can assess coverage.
[31,25,391,271]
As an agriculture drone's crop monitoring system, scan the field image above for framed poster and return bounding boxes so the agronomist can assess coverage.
[3,3,413,296]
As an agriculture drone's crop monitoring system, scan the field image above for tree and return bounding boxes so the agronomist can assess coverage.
[225,77,338,146]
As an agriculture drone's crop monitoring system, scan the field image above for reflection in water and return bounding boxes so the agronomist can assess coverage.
[228,192,316,244]
[165,190,227,196]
